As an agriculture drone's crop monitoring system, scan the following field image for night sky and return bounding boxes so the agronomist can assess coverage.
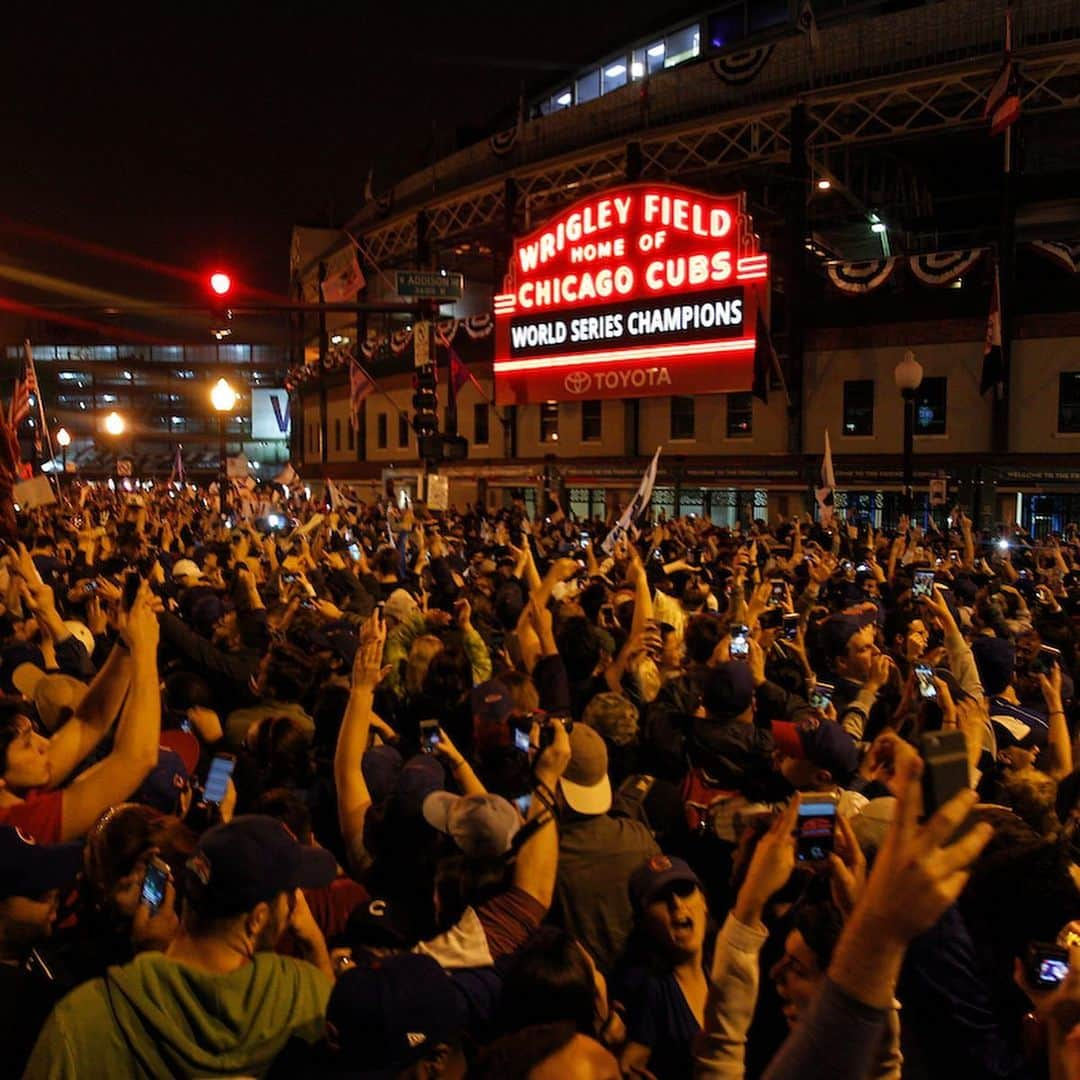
[0,2,700,314]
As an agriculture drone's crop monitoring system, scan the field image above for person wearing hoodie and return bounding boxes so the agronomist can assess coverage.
[24,815,337,1079]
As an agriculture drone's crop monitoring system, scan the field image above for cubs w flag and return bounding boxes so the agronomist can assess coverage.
[603,447,662,555]
[981,265,1003,395]
[348,357,374,432]
[816,429,836,528]
[449,348,471,396]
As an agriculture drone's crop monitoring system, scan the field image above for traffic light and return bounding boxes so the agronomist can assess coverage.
[412,363,438,439]
[207,270,233,329]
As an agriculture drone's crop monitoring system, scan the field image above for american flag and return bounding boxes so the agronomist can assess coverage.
[348,355,374,432]
[9,347,38,428]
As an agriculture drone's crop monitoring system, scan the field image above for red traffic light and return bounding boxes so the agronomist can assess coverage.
[209,272,232,296]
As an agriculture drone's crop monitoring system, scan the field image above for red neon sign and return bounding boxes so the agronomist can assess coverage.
[493,183,769,405]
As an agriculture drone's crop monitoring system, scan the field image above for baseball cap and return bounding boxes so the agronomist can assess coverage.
[337,896,415,952]
[132,746,191,814]
[702,662,754,721]
[822,610,877,660]
[171,558,203,582]
[422,792,521,858]
[384,588,419,625]
[0,825,83,899]
[160,729,201,776]
[183,814,337,917]
[629,853,701,911]
[772,716,860,784]
[63,620,96,657]
[326,955,467,1073]
[471,679,517,755]
[560,723,612,816]
[582,692,639,747]
[362,744,405,805]
[389,755,446,819]
[13,665,87,733]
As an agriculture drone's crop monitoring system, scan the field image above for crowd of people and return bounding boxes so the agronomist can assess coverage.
[3,480,1080,1078]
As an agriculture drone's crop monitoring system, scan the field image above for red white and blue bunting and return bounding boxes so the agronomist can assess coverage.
[285,315,493,388]
[908,249,983,286]
[709,44,775,86]
[1030,240,1080,275]
[490,125,519,158]
[826,258,898,294]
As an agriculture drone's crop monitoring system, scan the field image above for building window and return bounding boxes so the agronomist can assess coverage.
[398,414,410,448]
[632,40,667,78]
[474,403,490,446]
[347,418,355,451]
[665,24,701,67]
[914,377,947,435]
[576,69,600,104]
[727,392,753,437]
[581,400,602,442]
[334,418,341,451]
[843,380,874,436]
[540,402,559,443]
[601,57,628,94]
[377,413,388,449]
[1059,373,1080,433]
[671,396,696,440]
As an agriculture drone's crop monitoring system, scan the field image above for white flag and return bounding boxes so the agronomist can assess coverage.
[603,447,662,554]
[815,428,835,527]
[322,247,365,302]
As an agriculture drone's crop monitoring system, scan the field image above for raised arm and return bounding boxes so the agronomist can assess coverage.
[335,612,386,876]
[513,718,570,911]
[45,642,132,789]
[59,583,161,841]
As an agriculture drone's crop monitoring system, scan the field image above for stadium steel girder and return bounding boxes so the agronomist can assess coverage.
[357,46,1080,269]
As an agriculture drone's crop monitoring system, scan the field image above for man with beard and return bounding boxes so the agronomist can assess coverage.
[25,815,336,1078]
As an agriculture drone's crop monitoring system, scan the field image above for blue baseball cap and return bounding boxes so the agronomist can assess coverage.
[183,815,336,917]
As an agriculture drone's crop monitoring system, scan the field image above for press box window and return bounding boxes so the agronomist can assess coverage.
[576,69,600,104]
[914,377,947,436]
[582,400,602,442]
[726,392,753,438]
[671,396,696,440]
[540,402,559,443]
[377,413,388,449]
[1059,372,1080,433]
[843,380,874,436]
[665,24,701,67]
[474,403,490,446]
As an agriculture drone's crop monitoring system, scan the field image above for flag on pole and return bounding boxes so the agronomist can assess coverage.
[602,447,662,554]
[321,247,365,302]
[815,429,836,527]
[349,356,375,432]
[9,343,38,428]
[169,444,185,486]
[752,308,777,404]
[981,262,1003,395]
[797,0,820,52]
[449,348,471,396]
[985,9,1021,135]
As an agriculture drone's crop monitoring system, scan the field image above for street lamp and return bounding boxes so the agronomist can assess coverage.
[894,350,924,518]
[211,378,237,516]
[104,411,125,436]
[56,426,71,479]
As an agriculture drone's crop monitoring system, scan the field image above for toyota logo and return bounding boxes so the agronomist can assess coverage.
[564,371,591,394]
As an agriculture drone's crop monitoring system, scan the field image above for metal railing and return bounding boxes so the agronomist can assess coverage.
[345,0,1080,241]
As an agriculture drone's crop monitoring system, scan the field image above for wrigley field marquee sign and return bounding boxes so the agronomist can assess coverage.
[493,183,769,405]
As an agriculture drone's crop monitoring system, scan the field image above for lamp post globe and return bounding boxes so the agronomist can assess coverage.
[894,351,924,519]
[211,379,237,516]
[104,412,125,436]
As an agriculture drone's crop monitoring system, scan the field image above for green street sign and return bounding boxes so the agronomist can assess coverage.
[395,270,464,300]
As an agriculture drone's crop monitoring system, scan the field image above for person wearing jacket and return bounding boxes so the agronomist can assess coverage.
[25,816,336,1079]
